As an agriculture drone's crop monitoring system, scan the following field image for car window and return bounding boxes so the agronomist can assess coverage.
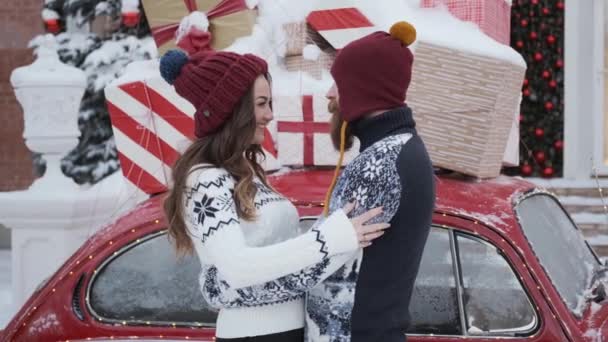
[407,227,462,335]
[456,233,537,335]
[515,193,599,315]
[87,231,217,326]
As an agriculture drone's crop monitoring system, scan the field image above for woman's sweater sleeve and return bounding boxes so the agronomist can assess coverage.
[185,168,359,288]
[201,251,357,308]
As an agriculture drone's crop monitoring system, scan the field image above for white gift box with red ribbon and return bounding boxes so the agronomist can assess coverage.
[275,94,359,167]
[105,61,280,195]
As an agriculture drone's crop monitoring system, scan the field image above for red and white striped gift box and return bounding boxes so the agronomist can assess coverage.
[306,7,376,50]
[276,94,359,166]
[105,70,280,195]
[420,0,511,44]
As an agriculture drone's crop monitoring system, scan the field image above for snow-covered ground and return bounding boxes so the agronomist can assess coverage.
[0,249,13,329]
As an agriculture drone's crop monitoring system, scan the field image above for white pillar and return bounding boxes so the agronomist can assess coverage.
[564,0,595,179]
[1,35,144,308]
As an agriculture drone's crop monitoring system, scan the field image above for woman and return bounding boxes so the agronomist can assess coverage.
[160,49,389,342]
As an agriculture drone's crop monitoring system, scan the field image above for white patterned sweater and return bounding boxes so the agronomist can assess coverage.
[183,166,360,339]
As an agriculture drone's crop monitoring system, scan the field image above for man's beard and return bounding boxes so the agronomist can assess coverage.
[328,99,355,151]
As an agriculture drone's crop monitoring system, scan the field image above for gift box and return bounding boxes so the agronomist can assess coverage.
[281,6,374,80]
[141,0,257,54]
[502,108,520,167]
[420,0,511,44]
[276,95,359,166]
[284,50,335,80]
[105,61,280,195]
[283,22,311,57]
[282,22,337,57]
[283,5,375,57]
[407,41,526,178]
[306,7,376,50]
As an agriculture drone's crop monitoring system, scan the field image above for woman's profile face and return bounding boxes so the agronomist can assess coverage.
[252,75,273,145]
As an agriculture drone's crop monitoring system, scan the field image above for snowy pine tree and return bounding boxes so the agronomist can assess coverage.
[33,0,157,184]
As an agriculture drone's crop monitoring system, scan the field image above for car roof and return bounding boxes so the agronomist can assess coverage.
[431,172,535,233]
[82,169,536,255]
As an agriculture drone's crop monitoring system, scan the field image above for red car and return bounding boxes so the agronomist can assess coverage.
[1,170,606,341]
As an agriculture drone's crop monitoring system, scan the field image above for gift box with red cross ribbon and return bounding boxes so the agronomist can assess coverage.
[275,94,359,167]
[420,0,511,44]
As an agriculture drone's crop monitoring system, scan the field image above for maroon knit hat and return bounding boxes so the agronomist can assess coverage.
[160,49,268,138]
[330,22,417,123]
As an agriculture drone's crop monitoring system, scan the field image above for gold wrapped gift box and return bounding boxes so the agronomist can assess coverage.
[141,0,257,54]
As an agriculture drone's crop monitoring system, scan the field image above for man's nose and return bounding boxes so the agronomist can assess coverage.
[326,83,338,99]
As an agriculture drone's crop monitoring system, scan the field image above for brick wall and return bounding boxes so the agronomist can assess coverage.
[0,0,44,191]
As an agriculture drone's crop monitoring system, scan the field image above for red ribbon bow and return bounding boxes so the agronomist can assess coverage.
[177,27,213,54]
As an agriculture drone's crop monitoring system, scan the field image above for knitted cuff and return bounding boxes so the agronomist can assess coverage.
[316,209,359,256]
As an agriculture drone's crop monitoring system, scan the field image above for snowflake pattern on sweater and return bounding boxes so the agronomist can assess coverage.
[187,175,310,308]
[183,168,359,319]
[200,258,333,309]
[198,226,353,309]
[305,133,413,342]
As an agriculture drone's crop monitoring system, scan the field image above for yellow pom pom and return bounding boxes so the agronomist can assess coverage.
[389,21,417,46]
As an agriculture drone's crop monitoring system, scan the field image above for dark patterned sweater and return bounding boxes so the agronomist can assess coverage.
[305,106,436,342]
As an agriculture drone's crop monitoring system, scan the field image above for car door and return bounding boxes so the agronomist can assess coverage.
[406,224,567,342]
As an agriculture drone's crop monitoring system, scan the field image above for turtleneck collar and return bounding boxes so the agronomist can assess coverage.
[351,105,417,152]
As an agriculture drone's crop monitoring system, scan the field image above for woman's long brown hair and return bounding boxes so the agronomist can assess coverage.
[164,76,270,256]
